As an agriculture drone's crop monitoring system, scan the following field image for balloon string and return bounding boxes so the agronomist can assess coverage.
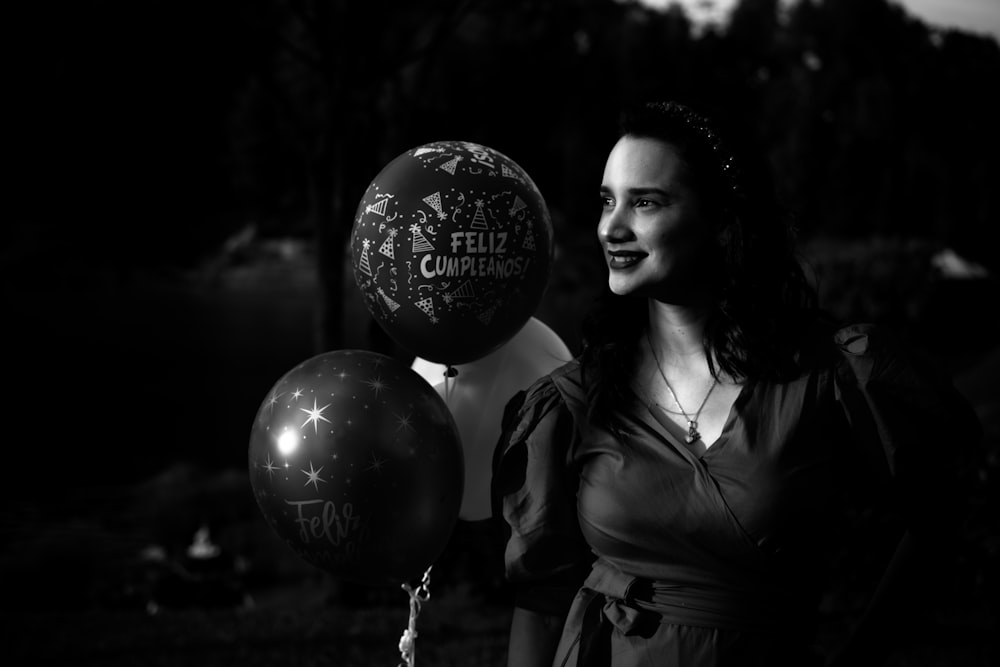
[397,566,432,667]
[443,366,458,405]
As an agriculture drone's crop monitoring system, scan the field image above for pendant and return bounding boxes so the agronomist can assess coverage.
[685,421,700,444]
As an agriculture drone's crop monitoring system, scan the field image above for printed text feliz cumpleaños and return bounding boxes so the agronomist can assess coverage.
[419,231,531,279]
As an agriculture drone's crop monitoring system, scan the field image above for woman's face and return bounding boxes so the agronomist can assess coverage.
[598,135,716,301]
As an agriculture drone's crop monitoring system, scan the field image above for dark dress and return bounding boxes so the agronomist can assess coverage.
[491,324,981,666]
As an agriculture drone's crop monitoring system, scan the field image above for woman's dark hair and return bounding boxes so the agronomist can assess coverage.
[580,100,832,428]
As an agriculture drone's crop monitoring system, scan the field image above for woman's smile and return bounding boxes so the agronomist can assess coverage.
[607,250,647,269]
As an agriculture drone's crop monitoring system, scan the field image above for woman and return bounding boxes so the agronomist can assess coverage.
[490,101,981,666]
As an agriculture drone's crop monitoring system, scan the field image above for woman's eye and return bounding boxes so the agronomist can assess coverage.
[600,195,614,208]
[635,198,654,208]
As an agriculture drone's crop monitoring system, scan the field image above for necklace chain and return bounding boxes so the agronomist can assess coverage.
[646,331,719,444]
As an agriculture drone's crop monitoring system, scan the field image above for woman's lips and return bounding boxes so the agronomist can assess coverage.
[607,251,645,269]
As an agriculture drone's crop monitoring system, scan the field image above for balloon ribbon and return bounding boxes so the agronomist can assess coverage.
[443,366,458,405]
[397,566,432,667]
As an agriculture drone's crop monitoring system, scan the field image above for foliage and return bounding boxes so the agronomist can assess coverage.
[8,0,1000,324]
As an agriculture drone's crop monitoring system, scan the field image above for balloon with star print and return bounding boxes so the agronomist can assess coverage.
[248,349,464,586]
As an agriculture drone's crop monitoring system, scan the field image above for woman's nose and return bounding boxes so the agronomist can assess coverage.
[598,207,630,243]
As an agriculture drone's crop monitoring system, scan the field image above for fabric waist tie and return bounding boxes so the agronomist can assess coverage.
[570,558,806,667]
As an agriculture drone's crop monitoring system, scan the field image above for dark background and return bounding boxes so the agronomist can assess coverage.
[4,0,998,665]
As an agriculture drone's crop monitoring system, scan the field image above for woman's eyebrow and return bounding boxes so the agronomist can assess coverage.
[628,186,672,196]
[601,186,673,197]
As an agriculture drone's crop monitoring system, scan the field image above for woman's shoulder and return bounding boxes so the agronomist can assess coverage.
[499,357,586,443]
[777,321,943,394]
[787,321,911,377]
[826,323,979,439]
[829,322,931,383]
[522,357,585,403]
[824,323,982,483]
[832,322,894,354]
[492,358,586,493]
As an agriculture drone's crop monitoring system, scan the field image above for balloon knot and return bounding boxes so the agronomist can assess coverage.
[445,366,458,378]
[398,627,417,656]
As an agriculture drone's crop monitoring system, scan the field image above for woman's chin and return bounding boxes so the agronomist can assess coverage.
[607,277,642,297]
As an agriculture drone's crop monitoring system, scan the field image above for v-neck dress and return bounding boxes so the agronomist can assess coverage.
[490,324,981,667]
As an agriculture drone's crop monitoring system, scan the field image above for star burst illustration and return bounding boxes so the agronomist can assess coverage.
[301,461,326,490]
[394,412,415,433]
[363,376,389,396]
[300,398,332,433]
[365,451,387,473]
[266,390,285,412]
[263,455,280,477]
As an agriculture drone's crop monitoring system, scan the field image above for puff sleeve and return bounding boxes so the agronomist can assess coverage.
[490,372,595,616]
[832,324,983,536]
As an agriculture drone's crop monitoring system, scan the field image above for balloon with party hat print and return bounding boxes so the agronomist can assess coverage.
[351,141,554,366]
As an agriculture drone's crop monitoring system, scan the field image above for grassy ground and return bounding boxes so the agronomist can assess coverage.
[4,584,512,667]
[1,468,513,667]
[3,481,995,667]
[3,486,996,666]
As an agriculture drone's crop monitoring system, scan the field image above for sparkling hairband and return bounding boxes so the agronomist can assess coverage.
[645,101,743,200]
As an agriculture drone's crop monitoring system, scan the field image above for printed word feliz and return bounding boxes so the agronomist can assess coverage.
[448,231,508,254]
[286,498,365,547]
